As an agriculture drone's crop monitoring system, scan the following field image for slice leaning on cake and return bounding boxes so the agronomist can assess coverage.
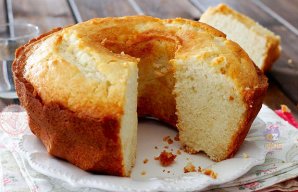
[13,16,268,176]
[200,3,281,72]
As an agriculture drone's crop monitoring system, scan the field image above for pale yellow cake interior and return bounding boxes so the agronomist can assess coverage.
[20,16,266,176]
[200,4,281,71]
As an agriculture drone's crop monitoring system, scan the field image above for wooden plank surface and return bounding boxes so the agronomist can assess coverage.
[134,0,201,19]
[190,0,298,110]
[266,77,298,119]
[0,0,6,23]
[12,0,75,32]
[261,0,298,29]
[73,0,137,21]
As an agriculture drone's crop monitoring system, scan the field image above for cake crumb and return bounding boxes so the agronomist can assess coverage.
[154,156,160,160]
[176,150,181,155]
[163,169,165,172]
[184,162,196,173]
[198,166,202,172]
[167,138,173,144]
[170,148,173,152]
[163,136,171,142]
[163,136,174,145]
[141,171,146,176]
[167,170,170,173]
[202,169,217,179]
[242,153,249,158]
[186,157,190,161]
[143,158,149,164]
[164,145,169,149]
[198,167,218,179]
[154,146,158,149]
[229,96,234,101]
[174,134,180,141]
[281,104,291,113]
[156,150,177,166]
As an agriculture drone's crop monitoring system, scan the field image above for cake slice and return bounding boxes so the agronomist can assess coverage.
[200,4,281,72]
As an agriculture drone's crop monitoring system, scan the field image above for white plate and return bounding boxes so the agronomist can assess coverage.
[18,118,267,192]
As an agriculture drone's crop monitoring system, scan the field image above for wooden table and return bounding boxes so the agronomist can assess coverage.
[0,0,297,120]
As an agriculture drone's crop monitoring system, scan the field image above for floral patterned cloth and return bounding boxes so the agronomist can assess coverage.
[0,105,297,192]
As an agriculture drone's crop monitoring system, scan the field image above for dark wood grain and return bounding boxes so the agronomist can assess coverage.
[74,0,137,21]
[0,99,15,111]
[264,77,298,119]
[261,0,298,29]
[190,0,298,107]
[0,0,6,23]
[12,0,74,33]
[134,0,201,19]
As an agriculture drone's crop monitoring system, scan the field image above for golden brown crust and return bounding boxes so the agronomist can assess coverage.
[13,16,268,175]
[226,65,268,159]
[201,3,281,72]
[212,40,268,161]
[178,37,268,162]
[262,39,281,72]
[13,29,126,176]
[226,40,268,159]
[165,17,226,38]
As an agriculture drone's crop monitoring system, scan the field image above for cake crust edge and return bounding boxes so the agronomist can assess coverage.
[13,28,127,176]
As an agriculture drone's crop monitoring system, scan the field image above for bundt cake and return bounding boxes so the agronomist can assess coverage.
[13,16,268,176]
[200,4,281,72]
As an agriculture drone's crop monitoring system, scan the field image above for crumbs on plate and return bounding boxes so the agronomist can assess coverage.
[199,167,218,179]
[242,153,249,158]
[183,163,218,179]
[163,135,174,145]
[155,150,177,166]
[184,162,196,173]
[143,158,149,164]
